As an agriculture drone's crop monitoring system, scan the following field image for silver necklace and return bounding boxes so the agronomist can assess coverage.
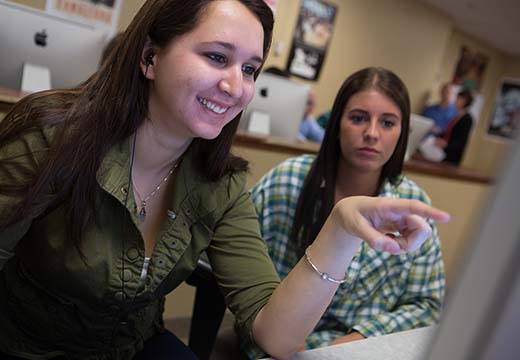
[133,161,179,221]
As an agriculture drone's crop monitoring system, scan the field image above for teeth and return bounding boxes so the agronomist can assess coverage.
[197,97,228,114]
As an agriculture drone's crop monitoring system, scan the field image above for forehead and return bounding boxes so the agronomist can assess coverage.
[182,1,264,54]
[345,89,401,115]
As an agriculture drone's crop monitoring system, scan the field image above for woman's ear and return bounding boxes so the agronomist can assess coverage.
[140,37,157,80]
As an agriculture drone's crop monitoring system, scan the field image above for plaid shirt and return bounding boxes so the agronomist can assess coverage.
[250,154,445,351]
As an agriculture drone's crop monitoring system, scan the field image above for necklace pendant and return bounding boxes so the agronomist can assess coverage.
[139,206,146,221]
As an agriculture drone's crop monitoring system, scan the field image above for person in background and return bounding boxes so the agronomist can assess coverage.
[250,67,446,353]
[0,0,449,358]
[316,109,331,129]
[297,88,325,142]
[435,89,474,165]
[422,82,457,135]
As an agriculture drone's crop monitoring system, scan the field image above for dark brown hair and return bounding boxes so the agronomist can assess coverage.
[0,0,274,256]
[290,67,411,255]
[457,89,474,109]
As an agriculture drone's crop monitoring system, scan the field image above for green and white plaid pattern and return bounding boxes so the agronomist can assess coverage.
[250,154,445,351]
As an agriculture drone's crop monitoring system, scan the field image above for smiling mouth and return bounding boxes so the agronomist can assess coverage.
[197,97,229,115]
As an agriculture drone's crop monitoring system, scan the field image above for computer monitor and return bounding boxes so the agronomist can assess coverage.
[405,114,434,161]
[241,72,310,139]
[0,0,107,91]
[425,136,520,359]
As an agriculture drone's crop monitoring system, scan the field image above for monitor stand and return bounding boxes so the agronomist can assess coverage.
[21,62,51,93]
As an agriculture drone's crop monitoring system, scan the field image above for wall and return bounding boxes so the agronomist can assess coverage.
[266,1,516,177]
[266,0,453,116]
[8,0,144,32]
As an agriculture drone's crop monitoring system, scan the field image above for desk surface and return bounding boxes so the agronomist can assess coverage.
[264,326,435,360]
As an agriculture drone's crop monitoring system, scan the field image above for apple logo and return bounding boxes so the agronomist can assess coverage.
[260,87,268,97]
[34,29,47,47]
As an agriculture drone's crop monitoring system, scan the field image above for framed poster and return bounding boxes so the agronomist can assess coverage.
[452,45,488,91]
[488,79,520,140]
[287,0,337,81]
[46,0,122,36]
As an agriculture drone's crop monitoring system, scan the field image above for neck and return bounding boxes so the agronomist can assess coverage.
[132,119,191,175]
[334,161,381,202]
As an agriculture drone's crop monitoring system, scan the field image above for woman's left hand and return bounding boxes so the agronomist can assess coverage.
[331,197,450,255]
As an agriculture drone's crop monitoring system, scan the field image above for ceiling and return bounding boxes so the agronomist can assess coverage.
[418,0,520,57]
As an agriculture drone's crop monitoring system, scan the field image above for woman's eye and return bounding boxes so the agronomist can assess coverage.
[381,119,396,128]
[242,64,257,76]
[206,53,227,64]
[349,114,366,124]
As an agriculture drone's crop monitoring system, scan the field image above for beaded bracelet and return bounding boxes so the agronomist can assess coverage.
[304,245,348,284]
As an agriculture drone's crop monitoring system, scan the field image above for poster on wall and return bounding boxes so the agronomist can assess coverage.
[487,79,520,140]
[286,0,337,81]
[452,45,488,91]
[46,0,122,36]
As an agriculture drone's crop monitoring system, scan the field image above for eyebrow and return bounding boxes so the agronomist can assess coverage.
[348,108,400,119]
[201,41,263,64]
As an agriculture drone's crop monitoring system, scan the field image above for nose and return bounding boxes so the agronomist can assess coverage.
[219,66,244,99]
[364,119,379,141]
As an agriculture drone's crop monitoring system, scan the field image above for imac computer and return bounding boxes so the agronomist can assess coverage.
[241,72,310,139]
[405,113,434,161]
[0,0,107,91]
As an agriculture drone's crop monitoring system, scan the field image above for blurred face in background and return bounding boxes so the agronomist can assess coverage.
[440,83,452,105]
[304,89,316,118]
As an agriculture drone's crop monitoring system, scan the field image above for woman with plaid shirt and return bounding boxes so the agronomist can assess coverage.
[250,67,445,352]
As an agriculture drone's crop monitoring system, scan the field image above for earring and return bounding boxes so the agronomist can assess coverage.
[144,53,154,77]
[145,53,154,66]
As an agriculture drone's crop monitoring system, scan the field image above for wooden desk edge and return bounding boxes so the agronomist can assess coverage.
[0,90,493,185]
[0,86,29,104]
[234,131,493,185]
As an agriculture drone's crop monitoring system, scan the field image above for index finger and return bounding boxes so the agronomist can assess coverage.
[379,199,451,223]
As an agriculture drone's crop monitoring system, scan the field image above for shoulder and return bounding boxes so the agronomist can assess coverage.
[0,125,58,168]
[255,155,315,188]
[462,113,473,123]
[384,175,432,205]
[206,167,249,205]
[251,154,315,204]
[423,104,440,113]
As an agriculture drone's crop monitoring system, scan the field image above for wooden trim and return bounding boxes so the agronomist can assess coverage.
[0,86,493,185]
[234,131,493,185]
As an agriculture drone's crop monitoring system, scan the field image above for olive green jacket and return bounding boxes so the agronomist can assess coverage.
[0,127,280,359]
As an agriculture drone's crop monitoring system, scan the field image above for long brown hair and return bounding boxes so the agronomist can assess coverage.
[0,0,274,256]
[290,67,411,255]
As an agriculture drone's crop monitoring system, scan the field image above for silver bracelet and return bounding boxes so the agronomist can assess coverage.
[304,245,347,284]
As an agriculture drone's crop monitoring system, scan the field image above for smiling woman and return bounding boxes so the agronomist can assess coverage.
[0,2,449,360]
[142,0,264,142]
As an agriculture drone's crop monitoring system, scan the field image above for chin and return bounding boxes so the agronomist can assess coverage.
[353,161,382,173]
[193,126,224,140]
[196,118,238,140]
